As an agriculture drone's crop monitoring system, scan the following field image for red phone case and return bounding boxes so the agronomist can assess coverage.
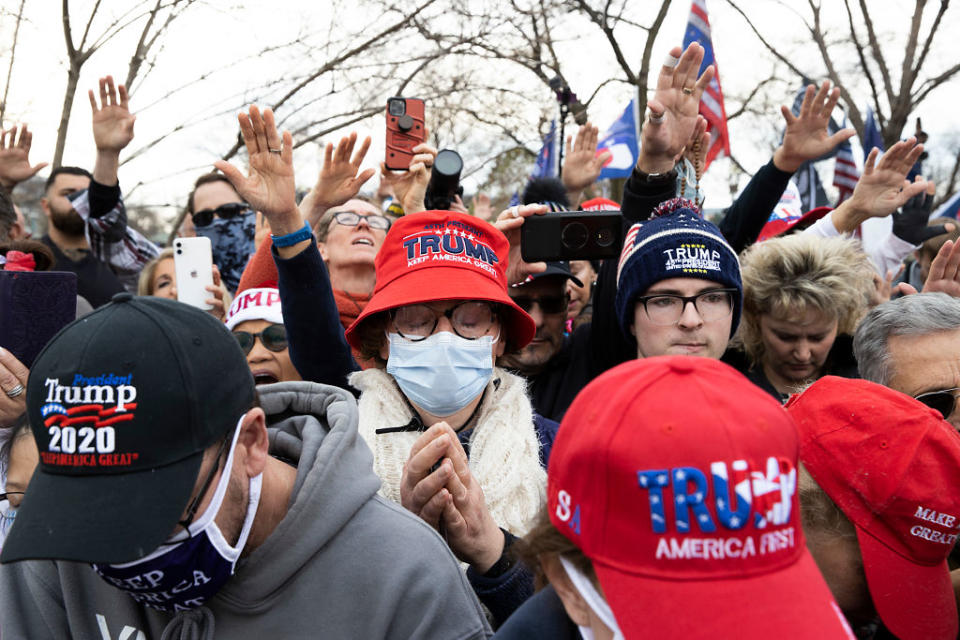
[385,97,426,170]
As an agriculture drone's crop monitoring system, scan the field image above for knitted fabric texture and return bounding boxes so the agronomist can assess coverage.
[615,206,742,338]
[350,367,546,537]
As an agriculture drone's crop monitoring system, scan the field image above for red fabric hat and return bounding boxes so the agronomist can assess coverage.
[785,376,960,640]
[345,210,535,349]
[549,356,853,639]
[757,206,831,242]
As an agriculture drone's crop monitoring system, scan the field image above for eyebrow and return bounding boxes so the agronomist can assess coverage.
[645,286,722,295]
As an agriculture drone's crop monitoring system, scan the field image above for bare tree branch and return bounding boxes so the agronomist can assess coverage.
[724,0,807,79]
[0,0,26,125]
[856,0,896,106]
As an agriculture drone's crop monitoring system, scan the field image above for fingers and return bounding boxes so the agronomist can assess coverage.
[863,147,879,175]
[249,105,268,154]
[237,111,258,156]
[105,76,118,107]
[355,167,376,188]
[281,129,293,164]
[893,282,919,297]
[211,263,221,286]
[18,124,31,150]
[323,142,334,169]
[0,347,28,386]
[821,86,842,120]
[927,240,960,286]
[99,77,109,109]
[406,425,453,478]
[409,458,454,514]
[824,128,856,148]
[336,132,355,164]
[118,83,130,110]
[352,135,371,166]
[213,159,245,188]
[88,89,99,113]
[898,178,930,206]
[672,42,703,89]
[261,107,282,153]
[420,487,451,529]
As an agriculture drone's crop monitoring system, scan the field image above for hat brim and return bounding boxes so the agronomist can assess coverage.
[1,451,203,565]
[856,526,958,640]
[345,264,536,350]
[596,549,854,639]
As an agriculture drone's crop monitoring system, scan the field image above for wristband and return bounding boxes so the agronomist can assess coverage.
[271,222,312,247]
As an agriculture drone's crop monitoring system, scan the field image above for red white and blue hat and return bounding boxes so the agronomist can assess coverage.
[549,356,854,639]
[345,210,535,349]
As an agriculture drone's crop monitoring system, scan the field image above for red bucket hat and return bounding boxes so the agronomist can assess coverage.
[549,356,853,639]
[344,210,535,349]
[786,376,960,640]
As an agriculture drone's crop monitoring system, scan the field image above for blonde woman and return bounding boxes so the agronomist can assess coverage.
[732,234,873,401]
[137,247,230,320]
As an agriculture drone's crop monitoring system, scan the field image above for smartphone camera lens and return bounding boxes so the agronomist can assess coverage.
[388,98,405,117]
[561,222,588,251]
[596,226,614,247]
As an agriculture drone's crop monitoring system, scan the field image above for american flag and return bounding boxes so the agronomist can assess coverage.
[682,0,730,170]
[833,125,859,205]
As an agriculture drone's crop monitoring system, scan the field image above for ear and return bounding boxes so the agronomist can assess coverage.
[40,197,52,218]
[629,321,636,337]
[317,241,329,261]
[540,554,592,627]
[235,407,269,478]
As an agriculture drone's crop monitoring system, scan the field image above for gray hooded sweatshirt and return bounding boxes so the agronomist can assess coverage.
[0,381,492,639]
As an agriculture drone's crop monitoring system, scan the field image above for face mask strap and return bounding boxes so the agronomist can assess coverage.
[559,556,625,640]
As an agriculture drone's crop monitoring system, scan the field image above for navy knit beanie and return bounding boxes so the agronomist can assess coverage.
[615,198,742,338]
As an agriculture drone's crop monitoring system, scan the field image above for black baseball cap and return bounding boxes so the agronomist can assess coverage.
[514,261,583,288]
[1,292,255,564]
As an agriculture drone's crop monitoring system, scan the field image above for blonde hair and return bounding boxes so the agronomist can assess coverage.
[738,235,872,365]
[138,248,174,295]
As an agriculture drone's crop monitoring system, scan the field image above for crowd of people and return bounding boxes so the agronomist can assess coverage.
[0,40,959,639]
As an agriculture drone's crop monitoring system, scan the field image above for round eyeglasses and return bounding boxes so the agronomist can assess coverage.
[392,301,498,341]
[233,324,287,355]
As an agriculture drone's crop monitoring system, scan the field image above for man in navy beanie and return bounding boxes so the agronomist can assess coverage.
[615,197,742,360]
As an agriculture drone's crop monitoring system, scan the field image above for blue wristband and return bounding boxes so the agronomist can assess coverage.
[271,222,312,248]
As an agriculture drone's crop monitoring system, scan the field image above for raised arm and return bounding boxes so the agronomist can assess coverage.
[561,122,611,207]
[0,125,48,195]
[300,132,376,230]
[89,76,135,188]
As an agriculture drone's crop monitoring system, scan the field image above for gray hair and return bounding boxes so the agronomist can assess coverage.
[853,293,960,385]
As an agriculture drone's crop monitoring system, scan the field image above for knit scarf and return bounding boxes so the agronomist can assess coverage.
[350,367,546,537]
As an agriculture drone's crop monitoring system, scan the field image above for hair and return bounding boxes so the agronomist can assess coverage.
[0,240,55,272]
[187,172,238,214]
[0,189,15,241]
[797,464,857,539]
[313,195,385,242]
[854,292,960,385]
[522,177,569,208]
[44,166,92,192]
[0,414,32,481]
[513,505,599,590]
[137,247,175,295]
[738,235,873,365]
[918,217,960,260]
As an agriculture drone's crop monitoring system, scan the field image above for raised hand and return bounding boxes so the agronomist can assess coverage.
[303,132,376,229]
[639,43,715,174]
[0,348,28,428]
[773,81,856,173]
[0,125,48,191]
[472,192,493,221]
[561,122,612,204]
[379,131,435,215]
[214,106,299,235]
[922,239,960,298]
[89,76,135,153]
[892,179,950,245]
[494,203,548,285]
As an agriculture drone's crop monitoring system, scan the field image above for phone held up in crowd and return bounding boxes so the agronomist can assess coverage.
[521,210,624,263]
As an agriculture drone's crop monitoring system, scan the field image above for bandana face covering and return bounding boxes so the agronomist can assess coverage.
[195,211,256,293]
[92,418,262,613]
[560,556,625,640]
[386,331,495,417]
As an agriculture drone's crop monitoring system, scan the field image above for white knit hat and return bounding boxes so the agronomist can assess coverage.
[224,287,283,330]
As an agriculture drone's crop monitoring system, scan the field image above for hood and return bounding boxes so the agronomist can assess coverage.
[216,381,381,604]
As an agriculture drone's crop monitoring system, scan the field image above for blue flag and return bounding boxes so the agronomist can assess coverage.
[863,107,884,160]
[531,120,558,178]
[597,99,640,180]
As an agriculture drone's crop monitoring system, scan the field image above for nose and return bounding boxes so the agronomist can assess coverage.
[677,299,704,329]
[247,337,271,363]
[169,284,178,300]
[355,217,371,231]
[527,303,545,328]
[793,341,812,362]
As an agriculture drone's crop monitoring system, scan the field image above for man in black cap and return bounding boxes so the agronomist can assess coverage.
[501,262,593,422]
[0,293,489,639]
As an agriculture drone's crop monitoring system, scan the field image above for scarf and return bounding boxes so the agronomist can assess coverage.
[350,367,546,537]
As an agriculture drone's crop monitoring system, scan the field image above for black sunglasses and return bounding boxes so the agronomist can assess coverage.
[511,294,568,315]
[914,387,960,421]
[192,202,252,228]
[233,324,287,355]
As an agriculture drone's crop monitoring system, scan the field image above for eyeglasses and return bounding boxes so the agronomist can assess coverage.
[332,211,391,231]
[914,387,960,421]
[191,202,252,228]
[233,324,287,355]
[1,492,24,537]
[511,294,569,315]
[636,289,737,326]
[173,433,232,539]
[392,301,498,341]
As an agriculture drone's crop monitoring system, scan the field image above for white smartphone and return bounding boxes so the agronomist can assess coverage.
[173,237,215,311]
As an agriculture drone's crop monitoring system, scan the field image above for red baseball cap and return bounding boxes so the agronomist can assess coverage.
[549,356,853,639]
[345,210,535,349]
[786,376,960,640]
[757,206,831,242]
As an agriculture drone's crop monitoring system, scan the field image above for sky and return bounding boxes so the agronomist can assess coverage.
[1,0,958,230]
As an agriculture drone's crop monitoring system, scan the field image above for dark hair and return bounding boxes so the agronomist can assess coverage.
[187,172,239,214]
[0,240,56,271]
[0,189,15,241]
[44,166,92,192]
[0,414,32,480]
[352,312,391,367]
[522,177,570,208]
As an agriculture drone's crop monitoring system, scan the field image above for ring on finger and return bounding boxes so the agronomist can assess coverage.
[682,87,694,95]
[268,147,282,154]
[4,383,24,398]
[648,111,665,124]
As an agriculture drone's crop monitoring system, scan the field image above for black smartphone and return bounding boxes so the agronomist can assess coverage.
[521,210,624,262]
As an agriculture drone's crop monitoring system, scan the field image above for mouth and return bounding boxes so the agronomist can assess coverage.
[251,370,280,385]
[672,343,707,353]
[352,238,374,247]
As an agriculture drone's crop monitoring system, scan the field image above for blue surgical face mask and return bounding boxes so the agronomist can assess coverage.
[92,420,262,613]
[195,211,256,293]
[386,331,496,417]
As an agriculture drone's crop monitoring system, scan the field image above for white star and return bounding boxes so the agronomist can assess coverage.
[651,495,660,504]
[677,521,688,530]
[698,514,709,523]
[467,233,476,241]
[717,498,726,509]
[639,475,648,487]
[676,495,686,504]
[730,516,740,527]
[442,228,451,235]
[675,470,686,481]
[658,474,668,484]
[694,492,704,502]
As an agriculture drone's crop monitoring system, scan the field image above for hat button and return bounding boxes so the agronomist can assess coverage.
[112,292,134,303]
[668,358,695,373]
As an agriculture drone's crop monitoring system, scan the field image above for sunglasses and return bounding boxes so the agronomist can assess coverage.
[914,387,960,421]
[511,294,568,315]
[233,324,287,355]
[191,202,252,228]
